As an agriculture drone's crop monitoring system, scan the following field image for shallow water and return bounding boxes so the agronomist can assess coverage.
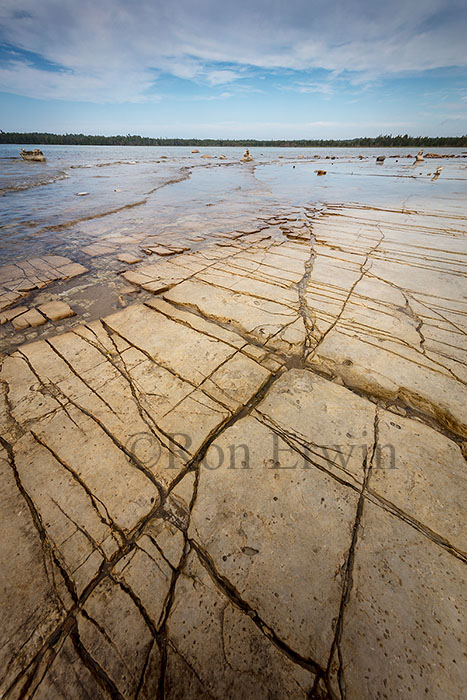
[1,144,466,264]
[1,144,466,353]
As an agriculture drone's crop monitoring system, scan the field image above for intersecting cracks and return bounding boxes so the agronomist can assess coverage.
[16,350,84,433]
[69,618,126,700]
[400,295,467,385]
[45,338,120,419]
[30,430,125,546]
[191,539,326,685]
[154,539,192,699]
[50,498,108,561]
[199,268,298,306]
[5,495,167,699]
[342,324,467,389]
[8,371,282,698]
[96,321,193,459]
[67,391,166,502]
[307,229,386,362]
[142,300,246,355]
[69,322,190,462]
[80,606,137,681]
[254,411,362,491]
[99,317,268,450]
[166,294,295,351]
[398,292,466,382]
[140,535,177,574]
[319,407,380,700]
[17,343,167,503]
[154,370,335,697]
[0,435,78,614]
[325,263,467,384]
[409,292,467,338]
[257,399,467,564]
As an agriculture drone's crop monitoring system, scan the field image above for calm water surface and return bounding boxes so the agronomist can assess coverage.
[1,144,466,352]
[2,144,466,264]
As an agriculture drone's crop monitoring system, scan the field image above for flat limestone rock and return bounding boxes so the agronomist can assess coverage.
[38,300,76,321]
[104,303,237,385]
[166,551,316,699]
[13,308,47,329]
[151,245,177,256]
[11,313,31,329]
[306,205,467,437]
[255,368,375,488]
[77,577,155,697]
[0,257,87,311]
[164,278,300,350]
[328,502,467,700]
[59,262,88,277]
[0,305,28,324]
[0,447,69,693]
[189,415,359,665]
[116,252,143,264]
[369,410,467,554]
[0,199,466,699]
[81,243,116,257]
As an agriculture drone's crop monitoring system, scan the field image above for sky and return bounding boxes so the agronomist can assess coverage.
[0,0,466,138]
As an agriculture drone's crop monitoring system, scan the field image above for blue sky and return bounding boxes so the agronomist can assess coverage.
[0,0,466,138]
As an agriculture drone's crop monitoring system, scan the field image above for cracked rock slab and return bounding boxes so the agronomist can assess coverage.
[188,415,359,666]
[166,550,316,699]
[0,200,466,700]
[328,502,467,700]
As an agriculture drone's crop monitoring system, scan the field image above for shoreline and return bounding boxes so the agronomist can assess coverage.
[1,193,466,698]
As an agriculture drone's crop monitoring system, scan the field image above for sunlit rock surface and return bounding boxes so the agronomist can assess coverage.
[0,201,466,700]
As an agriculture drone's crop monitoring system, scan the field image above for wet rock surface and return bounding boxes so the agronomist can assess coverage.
[0,201,466,700]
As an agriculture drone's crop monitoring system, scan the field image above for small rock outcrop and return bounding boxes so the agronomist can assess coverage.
[414,149,424,163]
[20,148,46,162]
[376,155,386,163]
[241,148,253,162]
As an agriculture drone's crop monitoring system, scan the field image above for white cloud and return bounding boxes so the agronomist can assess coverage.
[205,69,243,86]
[294,81,336,95]
[0,0,466,102]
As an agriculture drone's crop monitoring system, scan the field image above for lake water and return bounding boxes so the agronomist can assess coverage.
[1,144,466,352]
[2,144,467,265]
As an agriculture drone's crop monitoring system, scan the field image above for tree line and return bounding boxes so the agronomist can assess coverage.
[1,131,466,147]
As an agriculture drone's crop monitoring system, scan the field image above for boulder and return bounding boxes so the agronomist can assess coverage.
[20,148,46,162]
[241,148,253,163]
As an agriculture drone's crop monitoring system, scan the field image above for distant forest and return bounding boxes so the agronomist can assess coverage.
[1,132,466,147]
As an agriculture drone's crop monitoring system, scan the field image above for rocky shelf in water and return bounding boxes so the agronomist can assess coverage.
[0,202,466,700]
